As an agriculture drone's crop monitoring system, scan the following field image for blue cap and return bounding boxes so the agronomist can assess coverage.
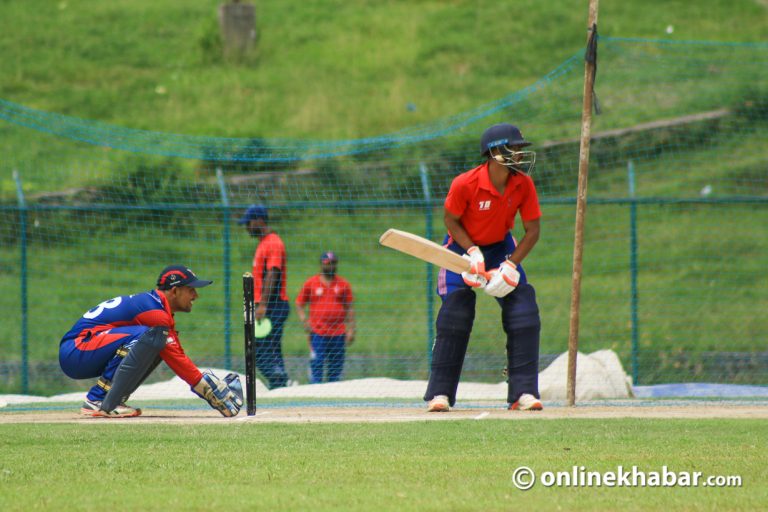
[320,251,338,263]
[156,265,213,290]
[480,123,531,156]
[238,204,269,224]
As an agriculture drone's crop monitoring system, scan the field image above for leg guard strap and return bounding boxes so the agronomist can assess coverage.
[95,345,130,392]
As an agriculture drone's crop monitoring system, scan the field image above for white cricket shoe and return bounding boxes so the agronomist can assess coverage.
[81,399,142,418]
[509,393,543,411]
[427,395,450,412]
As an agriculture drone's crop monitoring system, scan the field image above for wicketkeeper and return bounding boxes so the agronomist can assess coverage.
[59,265,243,418]
[425,123,543,412]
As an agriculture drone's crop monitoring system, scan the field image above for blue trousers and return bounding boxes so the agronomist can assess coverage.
[308,334,346,383]
[59,326,149,402]
[428,233,541,405]
[255,299,290,389]
[426,285,541,405]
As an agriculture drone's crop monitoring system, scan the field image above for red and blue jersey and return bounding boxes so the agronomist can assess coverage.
[60,289,202,385]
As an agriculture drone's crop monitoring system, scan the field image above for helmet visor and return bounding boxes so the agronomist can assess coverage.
[490,145,536,175]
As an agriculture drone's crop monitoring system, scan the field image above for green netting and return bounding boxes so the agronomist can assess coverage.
[1,38,767,398]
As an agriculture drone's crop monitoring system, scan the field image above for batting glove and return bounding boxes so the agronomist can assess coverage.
[465,246,486,275]
[461,270,488,289]
[484,261,520,298]
[461,249,489,288]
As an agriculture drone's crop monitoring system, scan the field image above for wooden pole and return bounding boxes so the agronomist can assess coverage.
[566,0,599,407]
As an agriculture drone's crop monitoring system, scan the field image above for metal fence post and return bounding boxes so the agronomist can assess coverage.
[13,170,29,394]
[216,168,232,370]
[628,161,640,384]
[419,163,435,363]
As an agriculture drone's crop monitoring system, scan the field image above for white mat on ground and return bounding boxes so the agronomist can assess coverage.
[1,350,633,405]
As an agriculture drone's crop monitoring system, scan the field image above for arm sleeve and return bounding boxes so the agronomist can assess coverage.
[159,332,203,386]
[444,178,468,217]
[264,240,284,271]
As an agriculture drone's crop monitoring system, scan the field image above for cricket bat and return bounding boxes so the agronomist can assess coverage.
[379,229,470,273]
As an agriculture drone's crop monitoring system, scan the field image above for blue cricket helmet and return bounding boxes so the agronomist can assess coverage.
[480,123,531,156]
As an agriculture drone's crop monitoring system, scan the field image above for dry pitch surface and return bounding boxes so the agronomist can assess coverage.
[2,403,767,424]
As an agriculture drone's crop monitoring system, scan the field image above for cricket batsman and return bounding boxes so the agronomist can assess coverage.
[425,123,543,412]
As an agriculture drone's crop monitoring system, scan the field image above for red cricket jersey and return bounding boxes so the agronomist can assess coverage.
[295,275,354,336]
[252,232,289,302]
[444,162,541,245]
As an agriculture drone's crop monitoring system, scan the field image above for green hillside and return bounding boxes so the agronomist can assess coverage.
[0,0,766,139]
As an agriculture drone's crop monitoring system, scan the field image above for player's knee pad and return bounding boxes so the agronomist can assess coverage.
[136,326,169,351]
[501,283,541,332]
[100,327,167,412]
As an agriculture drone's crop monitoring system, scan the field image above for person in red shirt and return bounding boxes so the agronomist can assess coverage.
[425,123,543,413]
[296,252,356,383]
[239,204,291,389]
[59,265,242,418]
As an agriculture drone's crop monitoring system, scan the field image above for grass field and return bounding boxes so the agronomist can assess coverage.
[1,417,765,511]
